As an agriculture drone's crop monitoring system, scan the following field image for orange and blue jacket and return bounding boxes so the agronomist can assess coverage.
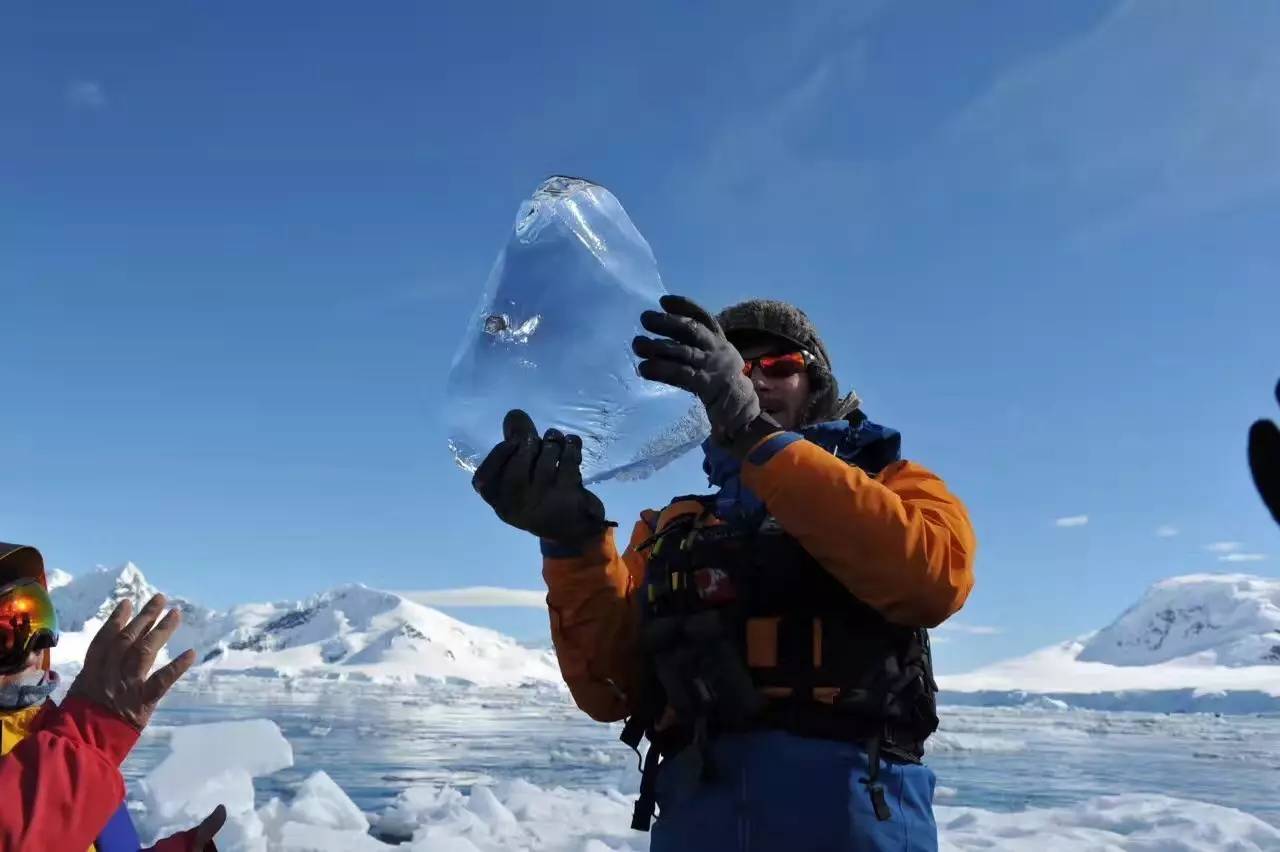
[541,426,977,723]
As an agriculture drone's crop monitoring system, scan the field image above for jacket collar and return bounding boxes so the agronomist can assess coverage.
[702,416,902,525]
[0,703,47,756]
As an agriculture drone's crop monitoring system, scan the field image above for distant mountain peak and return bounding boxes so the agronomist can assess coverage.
[117,560,145,581]
[49,565,561,688]
[51,561,165,631]
[45,568,74,591]
[1075,573,1280,667]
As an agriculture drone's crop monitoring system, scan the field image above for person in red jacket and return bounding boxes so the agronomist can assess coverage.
[0,541,224,852]
[475,296,976,851]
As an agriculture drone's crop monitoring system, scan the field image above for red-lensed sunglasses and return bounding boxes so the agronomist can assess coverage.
[741,350,814,379]
[0,578,59,675]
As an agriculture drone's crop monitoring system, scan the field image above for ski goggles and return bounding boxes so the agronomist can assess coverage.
[0,579,59,674]
[741,350,814,379]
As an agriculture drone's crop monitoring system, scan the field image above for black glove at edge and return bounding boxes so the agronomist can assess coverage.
[472,409,613,546]
[1249,379,1280,527]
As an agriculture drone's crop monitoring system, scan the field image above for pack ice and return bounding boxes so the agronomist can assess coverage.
[136,717,1280,851]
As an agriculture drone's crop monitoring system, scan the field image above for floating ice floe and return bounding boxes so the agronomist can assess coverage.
[138,718,293,839]
[926,731,1028,754]
[135,718,1280,851]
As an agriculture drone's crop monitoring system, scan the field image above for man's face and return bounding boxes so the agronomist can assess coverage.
[0,651,42,687]
[736,337,812,432]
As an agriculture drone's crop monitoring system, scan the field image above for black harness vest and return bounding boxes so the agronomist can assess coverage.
[620,495,940,831]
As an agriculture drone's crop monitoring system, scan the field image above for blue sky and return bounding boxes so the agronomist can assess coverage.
[2,1,1277,672]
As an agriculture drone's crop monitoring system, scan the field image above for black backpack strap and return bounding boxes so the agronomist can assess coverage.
[859,732,893,822]
[630,740,662,832]
[620,714,646,753]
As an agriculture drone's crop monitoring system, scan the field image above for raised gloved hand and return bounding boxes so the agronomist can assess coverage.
[472,409,613,545]
[1249,379,1280,526]
[632,295,761,446]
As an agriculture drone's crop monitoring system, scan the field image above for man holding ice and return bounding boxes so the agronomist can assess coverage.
[473,290,977,851]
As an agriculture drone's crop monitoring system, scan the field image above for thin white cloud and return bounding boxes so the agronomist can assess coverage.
[685,1,1280,272]
[1206,542,1243,553]
[1155,525,1179,538]
[691,2,1280,261]
[67,80,107,110]
[939,2,1280,241]
[934,622,1003,636]
[398,587,546,608]
[1218,553,1267,563]
[1055,515,1089,528]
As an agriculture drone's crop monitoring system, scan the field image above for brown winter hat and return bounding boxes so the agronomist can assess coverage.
[0,542,47,588]
[716,298,860,425]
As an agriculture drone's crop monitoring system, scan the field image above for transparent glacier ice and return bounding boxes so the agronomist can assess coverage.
[445,176,709,485]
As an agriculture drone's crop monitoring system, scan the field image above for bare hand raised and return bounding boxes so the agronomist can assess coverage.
[66,594,197,731]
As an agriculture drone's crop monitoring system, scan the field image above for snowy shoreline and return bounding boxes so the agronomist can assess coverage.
[939,688,1280,714]
[136,715,1280,852]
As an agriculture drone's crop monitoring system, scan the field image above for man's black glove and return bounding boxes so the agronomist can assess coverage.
[1249,379,1280,527]
[632,295,762,446]
[472,409,612,545]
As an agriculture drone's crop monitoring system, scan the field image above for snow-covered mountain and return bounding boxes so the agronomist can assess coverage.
[200,585,560,686]
[1075,574,1280,667]
[46,567,74,591]
[48,563,560,688]
[50,563,225,670]
[939,573,1280,712]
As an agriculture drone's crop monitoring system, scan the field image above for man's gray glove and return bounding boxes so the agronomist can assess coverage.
[632,295,762,446]
[472,409,613,545]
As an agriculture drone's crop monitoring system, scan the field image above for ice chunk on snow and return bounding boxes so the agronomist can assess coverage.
[279,771,370,833]
[254,771,384,851]
[375,780,643,852]
[375,785,469,840]
[466,787,517,828]
[144,718,293,788]
[938,793,1280,851]
[130,718,401,852]
[148,769,255,833]
[272,821,388,852]
[927,731,1027,754]
[215,811,268,852]
[139,719,292,829]
[369,778,1280,852]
